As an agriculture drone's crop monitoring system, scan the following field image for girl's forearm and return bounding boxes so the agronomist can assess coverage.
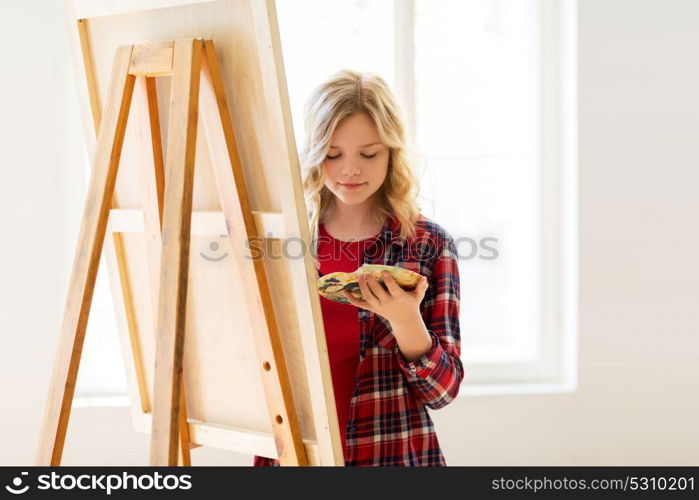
[389,309,433,362]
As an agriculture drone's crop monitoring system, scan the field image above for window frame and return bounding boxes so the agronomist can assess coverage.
[395,0,579,395]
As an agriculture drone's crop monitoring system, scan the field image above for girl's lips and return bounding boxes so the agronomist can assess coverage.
[340,182,366,189]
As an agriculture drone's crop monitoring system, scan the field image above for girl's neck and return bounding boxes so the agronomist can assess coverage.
[322,199,386,240]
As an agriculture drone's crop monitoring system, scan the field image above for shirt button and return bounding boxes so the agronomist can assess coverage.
[348,426,357,433]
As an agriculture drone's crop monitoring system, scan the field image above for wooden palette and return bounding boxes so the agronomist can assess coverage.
[318,264,423,305]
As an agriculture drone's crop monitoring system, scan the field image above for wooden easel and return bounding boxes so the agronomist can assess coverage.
[35,38,308,466]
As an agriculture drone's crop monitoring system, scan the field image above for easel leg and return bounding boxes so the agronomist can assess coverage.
[198,40,309,465]
[133,74,194,466]
[177,387,192,466]
[35,45,135,466]
[149,39,203,466]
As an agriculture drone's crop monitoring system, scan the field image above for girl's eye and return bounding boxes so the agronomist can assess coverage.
[326,153,377,160]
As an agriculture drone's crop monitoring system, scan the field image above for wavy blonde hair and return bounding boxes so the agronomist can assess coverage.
[299,69,421,255]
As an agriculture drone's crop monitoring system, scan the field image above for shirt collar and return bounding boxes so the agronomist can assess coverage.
[375,211,406,248]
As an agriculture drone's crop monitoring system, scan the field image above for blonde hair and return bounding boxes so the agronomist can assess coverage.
[299,69,421,254]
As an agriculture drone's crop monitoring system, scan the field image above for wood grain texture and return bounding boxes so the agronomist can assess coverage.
[63,0,153,436]
[35,44,135,465]
[74,0,217,19]
[199,39,307,465]
[129,42,175,76]
[133,74,194,464]
[149,38,202,466]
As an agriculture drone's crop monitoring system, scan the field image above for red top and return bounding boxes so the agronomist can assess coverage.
[315,222,380,462]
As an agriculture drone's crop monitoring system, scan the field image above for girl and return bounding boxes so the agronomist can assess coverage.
[254,69,463,466]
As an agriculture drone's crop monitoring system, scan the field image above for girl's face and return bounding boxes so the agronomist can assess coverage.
[323,112,390,209]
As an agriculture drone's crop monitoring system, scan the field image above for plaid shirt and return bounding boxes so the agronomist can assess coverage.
[254,212,463,466]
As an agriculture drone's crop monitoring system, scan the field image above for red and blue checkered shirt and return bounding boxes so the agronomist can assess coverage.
[254,212,463,466]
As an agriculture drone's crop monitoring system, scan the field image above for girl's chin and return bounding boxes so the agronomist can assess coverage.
[329,187,375,201]
[336,189,376,201]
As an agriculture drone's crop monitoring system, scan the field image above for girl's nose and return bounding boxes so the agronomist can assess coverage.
[342,163,361,176]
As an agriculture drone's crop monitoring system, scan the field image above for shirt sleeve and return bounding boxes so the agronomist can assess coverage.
[394,234,464,409]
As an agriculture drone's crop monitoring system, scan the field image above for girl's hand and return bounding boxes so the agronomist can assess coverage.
[342,270,429,325]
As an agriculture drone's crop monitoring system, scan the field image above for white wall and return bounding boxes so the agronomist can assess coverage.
[1,0,697,465]
[432,0,699,465]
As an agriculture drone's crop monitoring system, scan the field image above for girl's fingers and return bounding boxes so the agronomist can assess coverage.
[365,274,390,302]
[381,271,403,296]
[342,290,371,311]
[357,275,379,306]
[416,276,429,299]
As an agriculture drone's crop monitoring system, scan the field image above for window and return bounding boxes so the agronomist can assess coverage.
[408,0,577,393]
[413,0,543,364]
